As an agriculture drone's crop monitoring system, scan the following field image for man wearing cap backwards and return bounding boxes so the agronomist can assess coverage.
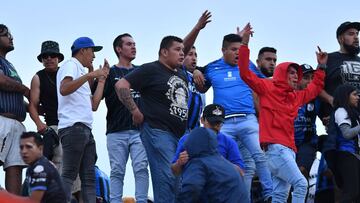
[0,24,29,194]
[294,64,320,179]
[238,23,327,203]
[29,40,64,169]
[57,36,109,203]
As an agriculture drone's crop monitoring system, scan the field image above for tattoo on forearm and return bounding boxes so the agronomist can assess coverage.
[116,88,137,112]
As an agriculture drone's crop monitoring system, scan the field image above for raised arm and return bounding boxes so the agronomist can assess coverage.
[297,47,327,105]
[115,78,143,125]
[92,59,110,111]
[60,66,108,96]
[237,23,267,95]
[183,10,211,56]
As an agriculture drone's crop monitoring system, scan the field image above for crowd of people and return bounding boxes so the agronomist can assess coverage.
[0,9,360,203]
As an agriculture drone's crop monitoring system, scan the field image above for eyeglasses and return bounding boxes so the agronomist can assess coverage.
[41,53,58,59]
[0,32,13,39]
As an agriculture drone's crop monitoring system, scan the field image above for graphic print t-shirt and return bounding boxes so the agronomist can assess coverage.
[320,52,360,117]
[125,61,189,137]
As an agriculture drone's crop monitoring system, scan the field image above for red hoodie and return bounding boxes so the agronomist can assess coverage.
[238,45,325,152]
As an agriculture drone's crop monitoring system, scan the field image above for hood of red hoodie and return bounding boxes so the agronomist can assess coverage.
[273,62,302,91]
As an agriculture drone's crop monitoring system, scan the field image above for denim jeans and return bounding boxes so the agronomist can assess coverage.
[266,144,308,203]
[221,114,272,201]
[107,130,149,203]
[59,122,96,203]
[140,123,178,203]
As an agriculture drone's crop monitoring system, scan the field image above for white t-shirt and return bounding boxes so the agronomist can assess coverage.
[57,57,93,129]
[334,107,351,126]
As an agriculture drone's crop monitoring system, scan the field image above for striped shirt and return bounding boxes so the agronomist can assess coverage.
[182,66,205,130]
[0,56,26,121]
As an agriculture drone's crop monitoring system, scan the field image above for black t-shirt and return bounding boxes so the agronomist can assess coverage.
[103,65,141,134]
[25,156,66,203]
[37,69,59,126]
[319,52,360,118]
[125,61,189,137]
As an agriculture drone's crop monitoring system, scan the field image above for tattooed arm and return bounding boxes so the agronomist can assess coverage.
[115,78,144,125]
[0,74,30,99]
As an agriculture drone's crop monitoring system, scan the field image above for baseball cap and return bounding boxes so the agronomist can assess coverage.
[71,37,103,53]
[336,21,360,38]
[300,64,315,74]
[202,104,225,123]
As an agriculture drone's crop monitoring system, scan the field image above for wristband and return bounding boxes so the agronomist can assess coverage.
[317,64,327,70]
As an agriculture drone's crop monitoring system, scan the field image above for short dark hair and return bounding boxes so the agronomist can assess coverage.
[158,35,183,56]
[258,47,277,58]
[0,24,8,34]
[21,132,43,146]
[222,34,242,49]
[113,33,133,57]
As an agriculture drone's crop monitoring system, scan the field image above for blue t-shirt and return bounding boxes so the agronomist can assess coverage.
[172,131,245,169]
[204,58,256,115]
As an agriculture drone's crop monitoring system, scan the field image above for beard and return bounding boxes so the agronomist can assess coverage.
[260,67,274,78]
[343,43,360,56]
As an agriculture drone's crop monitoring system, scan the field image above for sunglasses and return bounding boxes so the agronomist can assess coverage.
[41,53,58,59]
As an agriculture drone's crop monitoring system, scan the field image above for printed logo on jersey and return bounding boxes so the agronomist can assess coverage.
[307,103,314,111]
[340,61,360,88]
[224,71,236,81]
[166,75,189,121]
[130,89,140,99]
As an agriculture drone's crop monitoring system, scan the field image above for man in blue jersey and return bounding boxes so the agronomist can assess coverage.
[0,24,29,194]
[182,46,206,131]
[194,31,273,202]
[294,64,319,178]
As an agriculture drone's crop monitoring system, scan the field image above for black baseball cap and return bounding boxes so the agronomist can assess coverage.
[202,104,225,123]
[300,64,315,74]
[336,21,360,38]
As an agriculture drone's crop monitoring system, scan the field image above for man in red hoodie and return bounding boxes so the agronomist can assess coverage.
[238,23,327,203]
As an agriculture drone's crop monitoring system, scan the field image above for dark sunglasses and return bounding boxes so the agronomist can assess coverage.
[41,53,58,59]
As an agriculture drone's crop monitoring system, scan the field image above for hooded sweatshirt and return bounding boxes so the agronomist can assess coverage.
[177,127,243,203]
[238,45,325,151]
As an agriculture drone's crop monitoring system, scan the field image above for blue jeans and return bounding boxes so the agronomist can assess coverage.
[59,122,96,203]
[140,123,178,203]
[266,144,308,203]
[221,114,272,200]
[107,130,149,203]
